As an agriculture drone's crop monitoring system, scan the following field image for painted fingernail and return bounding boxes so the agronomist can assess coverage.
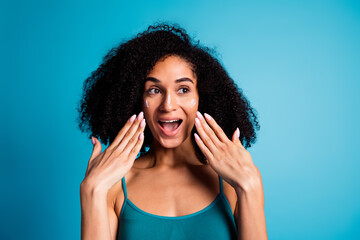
[195,117,201,126]
[129,114,136,123]
[196,111,203,120]
[236,128,240,138]
[204,113,212,120]
[194,133,200,141]
[139,132,144,140]
[91,136,95,145]
[137,112,144,120]
[140,119,146,128]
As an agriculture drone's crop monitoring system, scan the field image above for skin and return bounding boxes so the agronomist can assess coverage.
[189,98,197,107]
[142,54,199,151]
[194,112,267,239]
[80,55,267,240]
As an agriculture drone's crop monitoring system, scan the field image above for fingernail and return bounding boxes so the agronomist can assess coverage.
[195,117,201,126]
[140,118,146,128]
[139,132,144,140]
[194,133,200,141]
[129,114,136,123]
[204,113,212,120]
[91,136,95,145]
[196,111,203,120]
[236,128,240,138]
[137,112,144,120]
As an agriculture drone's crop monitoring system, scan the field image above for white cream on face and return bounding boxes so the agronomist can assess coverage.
[189,98,197,108]
[143,100,149,108]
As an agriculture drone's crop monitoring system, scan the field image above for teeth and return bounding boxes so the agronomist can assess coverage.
[161,120,180,123]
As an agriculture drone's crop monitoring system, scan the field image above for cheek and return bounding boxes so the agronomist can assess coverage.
[142,99,155,123]
[143,100,149,108]
[179,97,198,111]
[189,98,197,108]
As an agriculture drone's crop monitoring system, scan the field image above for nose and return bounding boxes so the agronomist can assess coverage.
[160,92,178,112]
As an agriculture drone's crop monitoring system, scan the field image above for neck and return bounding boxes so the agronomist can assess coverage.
[147,137,203,169]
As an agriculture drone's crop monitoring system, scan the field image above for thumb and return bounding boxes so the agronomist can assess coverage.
[231,128,241,145]
[89,136,102,162]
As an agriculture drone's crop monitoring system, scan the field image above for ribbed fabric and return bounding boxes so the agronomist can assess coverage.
[117,175,238,240]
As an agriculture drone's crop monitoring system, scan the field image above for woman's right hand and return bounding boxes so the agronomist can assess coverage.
[81,112,146,195]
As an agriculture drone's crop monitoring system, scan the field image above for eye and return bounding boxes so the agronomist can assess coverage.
[148,88,161,95]
[178,87,190,94]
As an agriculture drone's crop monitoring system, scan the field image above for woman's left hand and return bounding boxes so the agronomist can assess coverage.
[194,111,262,194]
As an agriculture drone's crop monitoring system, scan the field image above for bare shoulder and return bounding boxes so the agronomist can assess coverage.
[107,178,124,218]
[221,179,237,215]
[107,155,150,218]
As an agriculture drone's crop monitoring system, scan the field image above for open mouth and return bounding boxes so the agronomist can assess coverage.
[158,119,183,133]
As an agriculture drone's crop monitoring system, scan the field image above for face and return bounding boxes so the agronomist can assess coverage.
[143,55,199,149]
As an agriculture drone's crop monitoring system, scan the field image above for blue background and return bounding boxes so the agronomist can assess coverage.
[1,0,359,239]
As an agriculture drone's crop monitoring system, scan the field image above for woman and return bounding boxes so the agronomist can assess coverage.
[77,24,267,240]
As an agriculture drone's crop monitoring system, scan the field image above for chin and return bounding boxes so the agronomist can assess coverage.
[158,137,186,149]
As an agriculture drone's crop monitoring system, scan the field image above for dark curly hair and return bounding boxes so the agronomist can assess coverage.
[76,23,260,164]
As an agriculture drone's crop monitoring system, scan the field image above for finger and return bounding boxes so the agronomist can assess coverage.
[196,112,222,146]
[128,132,145,161]
[232,128,244,149]
[123,118,146,154]
[86,136,102,176]
[194,117,218,154]
[107,113,137,151]
[117,112,144,151]
[194,133,214,163]
[89,136,102,162]
[203,112,230,143]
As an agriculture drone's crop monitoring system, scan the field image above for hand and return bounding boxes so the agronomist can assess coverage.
[81,112,146,194]
[194,111,261,193]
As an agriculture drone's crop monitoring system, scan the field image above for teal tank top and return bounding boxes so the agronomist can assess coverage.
[117,176,238,239]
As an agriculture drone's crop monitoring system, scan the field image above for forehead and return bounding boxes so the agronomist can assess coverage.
[146,55,197,83]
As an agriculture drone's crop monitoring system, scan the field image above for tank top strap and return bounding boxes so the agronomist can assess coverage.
[218,175,224,194]
[122,177,128,199]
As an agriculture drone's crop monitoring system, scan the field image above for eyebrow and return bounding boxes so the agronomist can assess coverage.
[145,77,194,84]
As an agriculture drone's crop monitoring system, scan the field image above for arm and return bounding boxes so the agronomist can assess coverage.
[80,184,112,240]
[80,182,120,240]
[234,169,267,240]
[193,111,268,240]
[80,113,146,240]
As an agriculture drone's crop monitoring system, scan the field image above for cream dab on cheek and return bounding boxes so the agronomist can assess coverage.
[143,100,149,108]
[189,98,197,108]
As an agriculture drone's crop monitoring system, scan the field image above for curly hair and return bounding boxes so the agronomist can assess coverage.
[76,23,260,164]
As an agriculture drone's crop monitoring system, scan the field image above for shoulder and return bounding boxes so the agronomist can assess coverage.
[221,178,238,215]
[107,178,124,218]
[107,155,149,218]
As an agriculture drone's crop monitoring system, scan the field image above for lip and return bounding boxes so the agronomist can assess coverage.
[157,118,183,137]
